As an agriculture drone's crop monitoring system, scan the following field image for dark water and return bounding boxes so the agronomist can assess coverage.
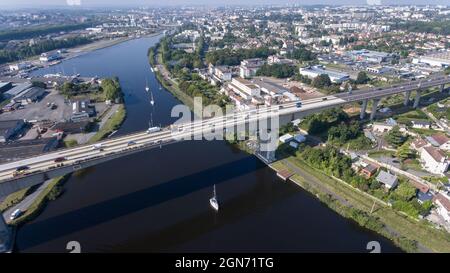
[16,35,401,253]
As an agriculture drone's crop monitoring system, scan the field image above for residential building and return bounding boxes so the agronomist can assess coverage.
[239,58,265,78]
[433,193,450,222]
[360,163,379,179]
[428,134,450,151]
[376,170,398,190]
[372,118,398,133]
[420,146,449,174]
[410,120,431,129]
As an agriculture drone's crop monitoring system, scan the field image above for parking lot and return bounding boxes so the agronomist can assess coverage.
[0,89,72,122]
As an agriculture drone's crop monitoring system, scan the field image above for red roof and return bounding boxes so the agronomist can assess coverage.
[431,133,450,146]
[423,146,446,163]
[433,193,450,212]
[408,180,429,193]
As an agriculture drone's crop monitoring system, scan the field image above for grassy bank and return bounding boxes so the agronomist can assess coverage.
[154,70,196,112]
[88,104,127,144]
[271,157,450,252]
[0,188,30,212]
[10,175,69,226]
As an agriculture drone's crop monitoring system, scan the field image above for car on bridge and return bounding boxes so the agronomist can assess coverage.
[296,102,302,108]
[127,141,137,146]
[54,157,67,163]
[147,126,161,134]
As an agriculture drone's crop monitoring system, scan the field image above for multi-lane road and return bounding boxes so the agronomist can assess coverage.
[0,75,448,184]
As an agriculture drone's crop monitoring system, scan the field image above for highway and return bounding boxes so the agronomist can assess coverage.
[0,75,448,184]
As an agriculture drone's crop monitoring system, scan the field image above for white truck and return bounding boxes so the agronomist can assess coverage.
[147,126,161,134]
[92,143,103,150]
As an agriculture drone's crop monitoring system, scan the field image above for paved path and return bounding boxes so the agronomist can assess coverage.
[2,179,52,224]
[281,159,351,207]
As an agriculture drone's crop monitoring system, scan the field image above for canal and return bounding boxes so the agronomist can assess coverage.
[17,34,401,252]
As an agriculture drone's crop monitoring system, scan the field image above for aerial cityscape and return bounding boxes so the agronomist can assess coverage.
[0,0,450,259]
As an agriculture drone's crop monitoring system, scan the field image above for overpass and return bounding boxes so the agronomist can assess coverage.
[0,75,448,197]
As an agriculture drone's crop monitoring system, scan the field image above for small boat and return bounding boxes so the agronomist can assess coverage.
[145,77,150,92]
[150,67,154,72]
[209,184,219,211]
[150,91,154,105]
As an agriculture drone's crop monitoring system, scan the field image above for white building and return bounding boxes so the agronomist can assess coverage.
[239,58,265,78]
[427,134,450,151]
[39,50,61,62]
[228,78,260,100]
[412,51,450,68]
[279,133,294,143]
[9,62,31,71]
[375,170,398,190]
[299,66,350,83]
[434,193,450,222]
[420,146,449,175]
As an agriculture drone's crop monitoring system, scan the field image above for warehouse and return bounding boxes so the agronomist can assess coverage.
[299,66,350,83]
[0,119,25,143]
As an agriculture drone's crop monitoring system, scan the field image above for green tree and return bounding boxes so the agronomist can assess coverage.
[396,142,416,161]
[394,182,417,202]
[101,77,122,101]
[386,126,406,148]
[312,74,332,88]
[356,71,370,84]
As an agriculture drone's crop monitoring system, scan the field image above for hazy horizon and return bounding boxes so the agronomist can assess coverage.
[0,0,449,8]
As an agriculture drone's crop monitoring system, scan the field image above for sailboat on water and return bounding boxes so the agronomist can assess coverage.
[145,77,155,105]
[145,77,150,92]
[150,90,155,106]
[209,184,219,211]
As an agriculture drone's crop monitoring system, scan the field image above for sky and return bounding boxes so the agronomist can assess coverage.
[0,0,448,8]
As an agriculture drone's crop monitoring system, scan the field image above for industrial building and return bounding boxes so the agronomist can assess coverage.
[0,82,13,94]
[11,87,46,105]
[412,51,450,68]
[299,66,350,83]
[0,120,25,143]
[3,82,33,99]
[347,49,394,64]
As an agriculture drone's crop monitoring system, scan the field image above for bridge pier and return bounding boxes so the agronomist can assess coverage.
[440,84,446,93]
[360,99,368,120]
[413,90,422,108]
[404,90,411,106]
[370,99,379,120]
[0,215,13,253]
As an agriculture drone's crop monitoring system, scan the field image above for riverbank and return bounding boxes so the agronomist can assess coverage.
[65,31,164,63]
[9,175,70,227]
[270,156,450,253]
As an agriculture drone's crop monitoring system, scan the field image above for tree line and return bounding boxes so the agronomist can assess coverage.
[0,36,92,65]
